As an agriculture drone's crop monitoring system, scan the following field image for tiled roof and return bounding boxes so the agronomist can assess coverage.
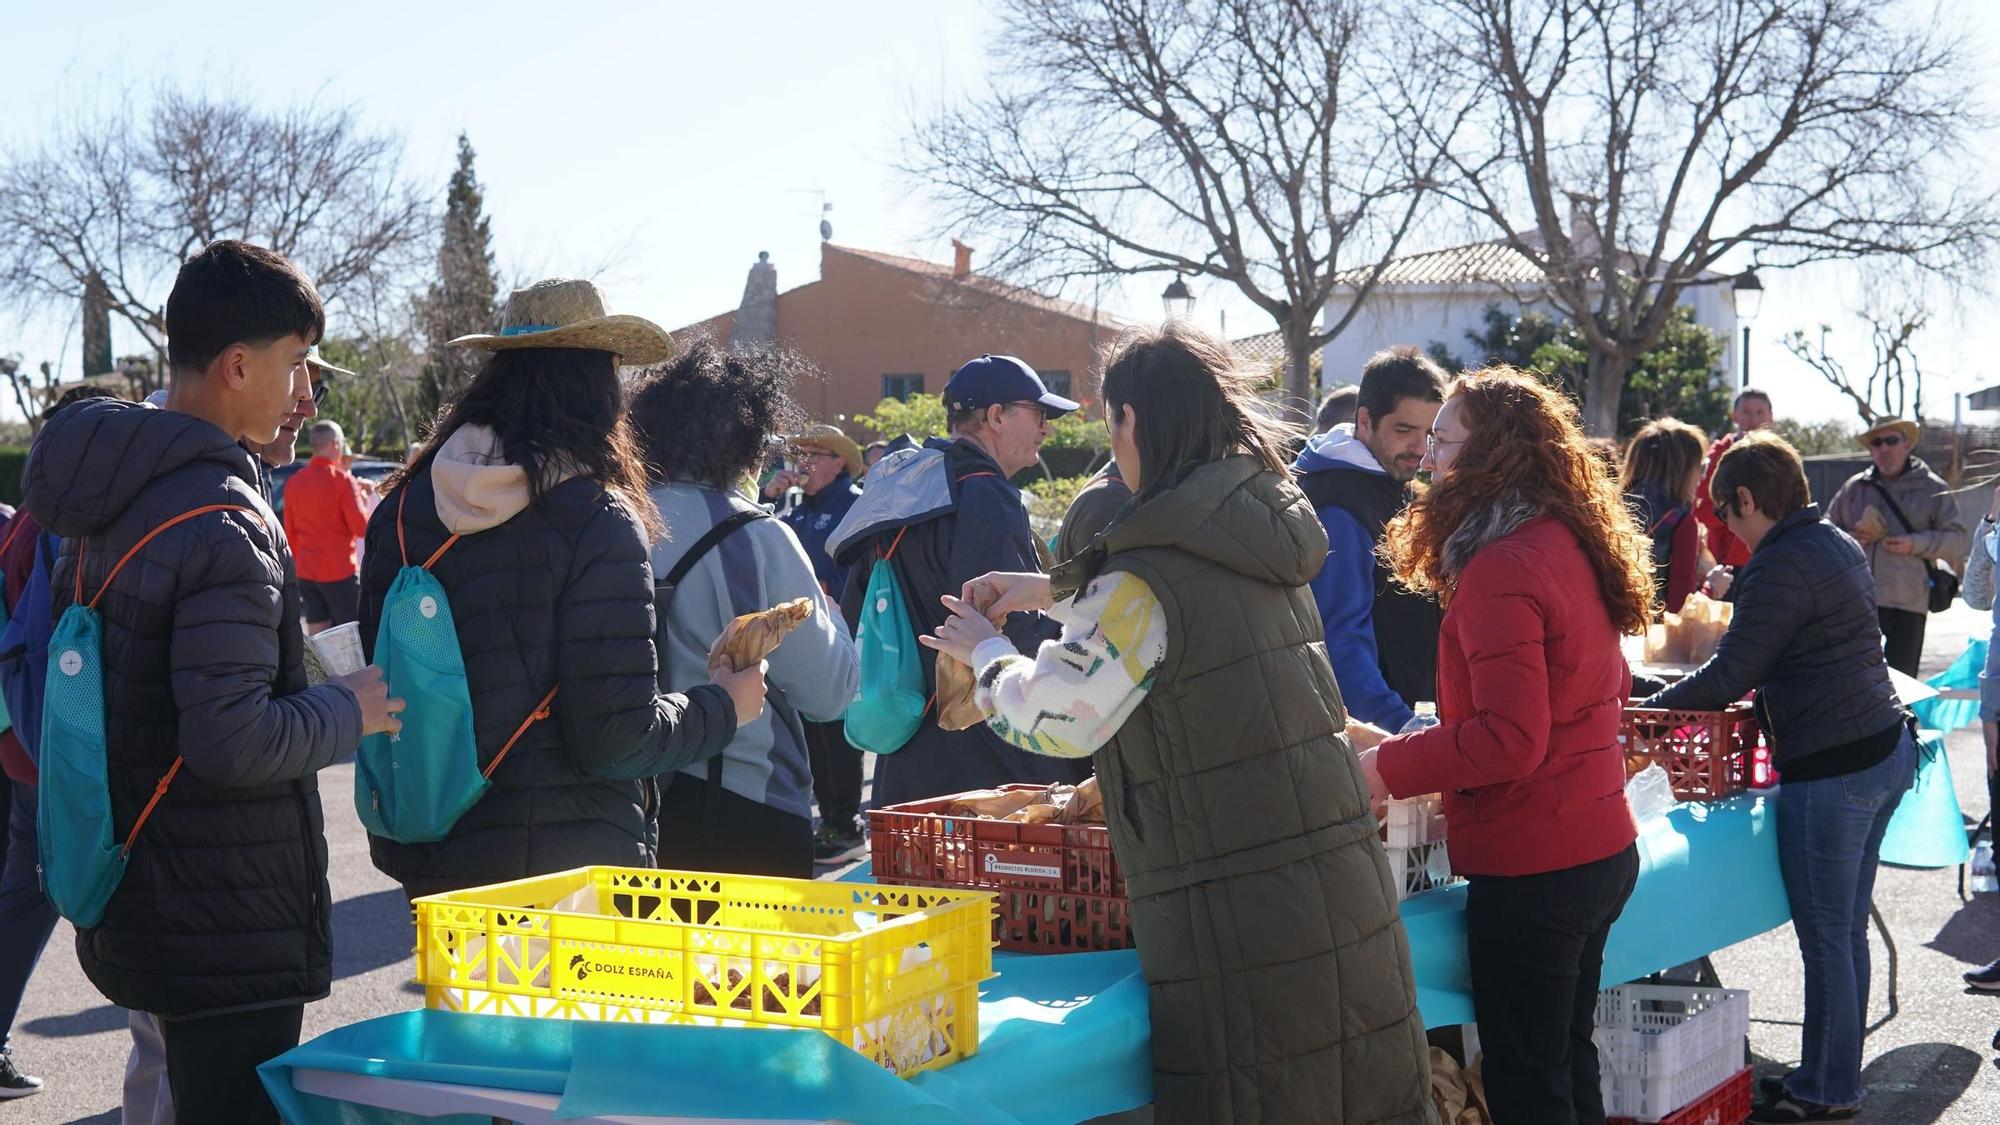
[1335,240,1548,287]
[830,245,1121,325]
[1230,329,1290,369]
[1336,238,1734,290]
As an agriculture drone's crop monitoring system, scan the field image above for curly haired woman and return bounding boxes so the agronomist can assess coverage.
[627,337,859,877]
[1357,367,1651,1125]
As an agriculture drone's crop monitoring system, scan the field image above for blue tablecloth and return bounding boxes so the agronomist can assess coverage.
[264,795,1793,1124]
[1879,729,1971,869]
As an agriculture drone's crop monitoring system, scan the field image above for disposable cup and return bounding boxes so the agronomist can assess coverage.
[308,621,366,677]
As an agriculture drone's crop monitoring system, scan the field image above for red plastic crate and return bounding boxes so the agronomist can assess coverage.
[868,785,1132,953]
[1622,703,1761,802]
[1609,1066,1751,1125]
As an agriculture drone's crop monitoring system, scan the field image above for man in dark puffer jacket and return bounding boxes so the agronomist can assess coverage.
[21,241,400,1124]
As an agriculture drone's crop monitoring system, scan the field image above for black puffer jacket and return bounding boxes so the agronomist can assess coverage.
[1646,505,1904,765]
[360,450,736,897]
[22,400,362,1018]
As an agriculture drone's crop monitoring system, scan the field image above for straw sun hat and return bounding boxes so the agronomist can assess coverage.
[1857,417,1920,449]
[448,278,675,365]
[792,424,865,479]
[305,344,356,379]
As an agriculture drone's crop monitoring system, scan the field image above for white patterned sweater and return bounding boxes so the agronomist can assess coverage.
[969,571,1170,760]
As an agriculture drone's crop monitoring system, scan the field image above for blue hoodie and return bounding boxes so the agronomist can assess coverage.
[1293,426,1415,731]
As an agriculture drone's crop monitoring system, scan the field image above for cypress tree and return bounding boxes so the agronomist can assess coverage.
[415,133,498,420]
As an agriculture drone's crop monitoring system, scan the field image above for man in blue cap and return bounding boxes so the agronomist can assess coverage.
[829,355,1088,809]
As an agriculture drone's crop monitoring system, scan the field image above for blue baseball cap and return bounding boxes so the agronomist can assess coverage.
[943,355,1080,417]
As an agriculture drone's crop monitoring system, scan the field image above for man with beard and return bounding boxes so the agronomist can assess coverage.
[1294,347,1447,731]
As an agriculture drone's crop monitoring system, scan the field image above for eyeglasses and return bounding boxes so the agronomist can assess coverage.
[794,449,839,463]
[1868,434,1904,449]
[1424,433,1464,453]
[1005,400,1054,421]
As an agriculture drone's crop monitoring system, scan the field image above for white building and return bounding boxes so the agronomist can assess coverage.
[1317,238,1744,387]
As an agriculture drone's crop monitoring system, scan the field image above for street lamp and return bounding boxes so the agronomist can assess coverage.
[1732,271,1764,389]
[1161,274,1195,321]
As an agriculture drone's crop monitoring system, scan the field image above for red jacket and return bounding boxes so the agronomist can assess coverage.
[1693,433,1752,568]
[0,509,36,783]
[1658,504,1703,615]
[282,455,369,582]
[1,508,34,606]
[1377,515,1638,877]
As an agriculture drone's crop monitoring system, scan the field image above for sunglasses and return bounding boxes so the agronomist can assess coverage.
[1868,434,1904,449]
[1005,400,1055,420]
[311,379,330,405]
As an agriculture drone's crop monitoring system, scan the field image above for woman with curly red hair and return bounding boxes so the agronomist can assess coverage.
[1357,367,1652,1125]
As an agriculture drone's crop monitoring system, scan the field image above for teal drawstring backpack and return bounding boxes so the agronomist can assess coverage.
[39,504,254,927]
[355,488,556,843]
[843,525,930,754]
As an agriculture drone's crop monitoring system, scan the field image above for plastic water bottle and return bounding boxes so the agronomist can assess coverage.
[1399,702,1440,735]
[1624,764,1678,823]
[1972,842,1998,894]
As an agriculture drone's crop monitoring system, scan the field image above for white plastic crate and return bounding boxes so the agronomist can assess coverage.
[1382,795,1447,848]
[1593,984,1749,1122]
[1385,838,1457,900]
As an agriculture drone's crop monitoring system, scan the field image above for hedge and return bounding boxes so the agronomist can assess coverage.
[0,446,27,507]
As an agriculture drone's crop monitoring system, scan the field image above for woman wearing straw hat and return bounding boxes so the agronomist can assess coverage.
[358,278,769,898]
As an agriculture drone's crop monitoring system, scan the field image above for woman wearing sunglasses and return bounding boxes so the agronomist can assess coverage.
[1823,418,1967,676]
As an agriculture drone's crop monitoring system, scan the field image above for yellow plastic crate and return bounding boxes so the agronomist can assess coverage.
[412,866,996,1077]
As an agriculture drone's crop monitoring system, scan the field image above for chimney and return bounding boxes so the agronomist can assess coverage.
[951,239,974,280]
[1565,192,1602,260]
[727,251,779,352]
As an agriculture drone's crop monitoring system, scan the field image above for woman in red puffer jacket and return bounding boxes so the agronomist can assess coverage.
[1357,367,1653,1125]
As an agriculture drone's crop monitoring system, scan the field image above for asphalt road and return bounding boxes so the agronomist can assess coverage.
[7,607,2000,1122]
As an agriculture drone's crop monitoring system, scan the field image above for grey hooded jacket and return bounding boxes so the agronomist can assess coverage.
[649,481,858,820]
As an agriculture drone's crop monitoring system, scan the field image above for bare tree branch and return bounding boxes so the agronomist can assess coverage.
[0,85,431,383]
[1782,302,1927,429]
[1416,0,1998,434]
[903,0,1462,403]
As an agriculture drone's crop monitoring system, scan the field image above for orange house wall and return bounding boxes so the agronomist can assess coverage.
[679,247,1115,430]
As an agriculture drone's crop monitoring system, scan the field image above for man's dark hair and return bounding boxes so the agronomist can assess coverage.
[1315,385,1358,432]
[165,240,325,377]
[1734,387,1773,411]
[627,335,808,487]
[1711,430,1810,519]
[41,384,121,422]
[1356,347,1447,425]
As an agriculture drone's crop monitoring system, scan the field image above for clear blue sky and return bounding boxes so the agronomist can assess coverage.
[6,0,1997,425]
